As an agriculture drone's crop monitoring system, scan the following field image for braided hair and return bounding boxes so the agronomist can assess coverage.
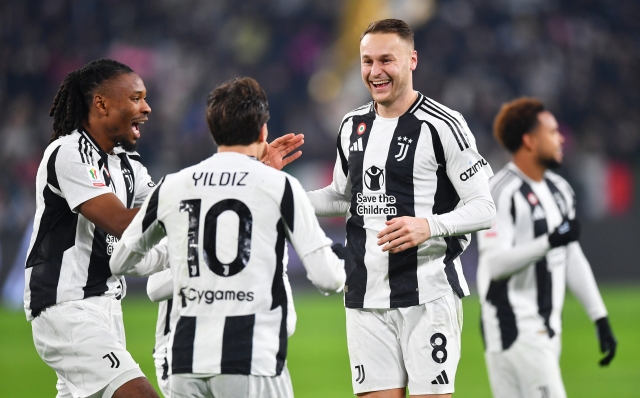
[48,59,134,143]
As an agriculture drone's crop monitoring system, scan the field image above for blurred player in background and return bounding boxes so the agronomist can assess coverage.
[307,19,496,397]
[477,97,617,398]
[111,77,347,398]
[24,58,162,398]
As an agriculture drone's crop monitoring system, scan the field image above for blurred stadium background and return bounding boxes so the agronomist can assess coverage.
[0,0,639,396]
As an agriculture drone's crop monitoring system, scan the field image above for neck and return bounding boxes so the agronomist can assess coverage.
[512,152,545,182]
[217,142,263,158]
[83,120,116,154]
[376,89,418,118]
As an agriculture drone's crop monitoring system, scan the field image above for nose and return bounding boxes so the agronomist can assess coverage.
[371,61,382,77]
[142,99,151,114]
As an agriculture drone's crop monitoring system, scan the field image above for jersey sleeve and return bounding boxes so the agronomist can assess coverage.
[566,242,608,321]
[55,144,113,211]
[110,182,169,276]
[282,176,346,293]
[443,114,494,200]
[477,188,549,280]
[307,118,352,216]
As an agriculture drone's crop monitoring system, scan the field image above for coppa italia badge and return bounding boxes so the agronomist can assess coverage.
[87,166,105,187]
[357,123,366,135]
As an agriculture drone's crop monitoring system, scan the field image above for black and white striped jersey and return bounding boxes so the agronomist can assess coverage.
[112,152,345,377]
[24,129,155,320]
[310,92,494,309]
[477,163,606,352]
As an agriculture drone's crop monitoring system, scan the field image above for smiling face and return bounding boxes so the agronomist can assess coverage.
[530,111,564,169]
[360,32,417,111]
[101,73,151,152]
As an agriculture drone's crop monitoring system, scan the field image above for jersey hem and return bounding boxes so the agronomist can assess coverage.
[344,288,456,309]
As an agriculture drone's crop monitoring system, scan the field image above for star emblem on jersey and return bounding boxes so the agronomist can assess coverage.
[394,136,413,161]
[364,166,384,191]
[357,122,366,135]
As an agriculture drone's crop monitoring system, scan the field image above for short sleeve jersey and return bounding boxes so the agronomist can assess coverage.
[24,129,155,320]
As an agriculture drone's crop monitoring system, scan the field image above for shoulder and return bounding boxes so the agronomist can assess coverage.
[50,131,94,164]
[489,166,522,200]
[114,147,144,164]
[545,170,575,196]
[339,102,375,129]
[412,95,464,125]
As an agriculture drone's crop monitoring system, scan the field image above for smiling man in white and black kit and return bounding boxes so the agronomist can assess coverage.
[307,19,496,398]
[25,59,162,398]
[110,77,346,398]
[477,97,617,398]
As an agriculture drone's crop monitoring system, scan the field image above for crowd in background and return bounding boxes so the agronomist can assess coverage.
[1,0,639,291]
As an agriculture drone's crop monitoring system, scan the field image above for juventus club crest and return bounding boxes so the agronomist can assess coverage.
[364,166,384,191]
[394,136,413,162]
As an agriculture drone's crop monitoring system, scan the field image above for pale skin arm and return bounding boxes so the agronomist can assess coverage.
[377,217,431,254]
[261,133,304,170]
[76,133,302,239]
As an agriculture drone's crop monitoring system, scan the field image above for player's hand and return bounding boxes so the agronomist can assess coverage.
[548,218,581,248]
[595,317,617,366]
[331,243,356,278]
[377,217,431,253]
[262,133,304,170]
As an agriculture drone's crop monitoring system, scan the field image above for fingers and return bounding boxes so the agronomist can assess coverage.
[278,137,304,155]
[271,134,304,150]
[599,348,615,366]
[378,218,402,238]
[280,151,302,167]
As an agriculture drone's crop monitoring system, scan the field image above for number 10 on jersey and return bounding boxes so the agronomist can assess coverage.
[180,198,253,278]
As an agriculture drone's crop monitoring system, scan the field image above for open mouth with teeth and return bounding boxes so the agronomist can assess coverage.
[131,121,144,138]
[371,80,390,89]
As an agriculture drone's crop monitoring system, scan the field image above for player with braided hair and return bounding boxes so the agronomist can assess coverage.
[48,59,135,144]
[26,59,303,398]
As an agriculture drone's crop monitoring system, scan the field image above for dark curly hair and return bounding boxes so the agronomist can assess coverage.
[205,77,270,146]
[49,59,134,143]
[493,97,546,153]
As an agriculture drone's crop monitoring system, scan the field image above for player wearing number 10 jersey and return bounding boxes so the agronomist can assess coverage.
[111,77,346,398]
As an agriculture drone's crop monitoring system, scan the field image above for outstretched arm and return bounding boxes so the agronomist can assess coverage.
[377,183,496,253]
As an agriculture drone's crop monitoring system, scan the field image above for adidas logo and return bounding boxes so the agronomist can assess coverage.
[431,370,449,385]
[350,137,363,152]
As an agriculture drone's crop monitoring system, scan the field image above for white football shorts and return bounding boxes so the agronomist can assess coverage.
[485,333,566,398]
[155,356,171,398]
[168,365,293,398]
[346,290,463,395]
[31,296,144,398]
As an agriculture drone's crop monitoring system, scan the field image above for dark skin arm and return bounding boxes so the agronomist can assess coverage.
[76,134,303,239]
[77,193,139,239]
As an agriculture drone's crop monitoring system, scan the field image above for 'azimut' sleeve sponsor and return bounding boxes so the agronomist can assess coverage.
[426,117,495,237]
[284,176,346,294]
[110,182,169,276]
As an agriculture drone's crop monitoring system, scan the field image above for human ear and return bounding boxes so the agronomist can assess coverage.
[93,94,108,116]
